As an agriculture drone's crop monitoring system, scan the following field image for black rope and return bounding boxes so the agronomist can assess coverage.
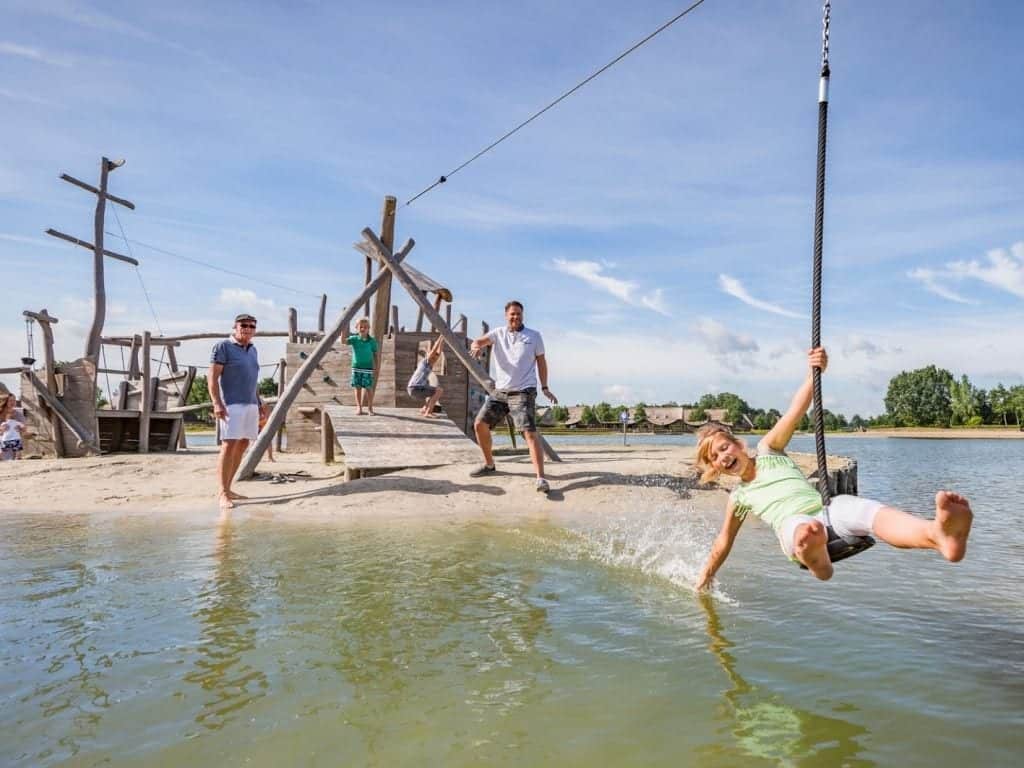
[811,2,830,505]
[405,0,710,205]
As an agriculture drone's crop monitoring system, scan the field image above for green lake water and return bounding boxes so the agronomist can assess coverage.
[2,437,1022,766]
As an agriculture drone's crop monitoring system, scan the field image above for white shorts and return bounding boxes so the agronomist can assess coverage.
[777,494,884,558]
[219,403,259,441]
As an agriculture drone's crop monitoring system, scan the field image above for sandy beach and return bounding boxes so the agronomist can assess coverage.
[0,444,853,519]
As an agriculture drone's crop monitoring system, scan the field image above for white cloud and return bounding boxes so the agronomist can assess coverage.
[551,258,670,316]
[841,334,887,358]
[947,242,1024,299]
[602,383,635,404]
[0,41,72,66]
[718,274,805,319]
[909,241,1024,303]
[692,317,759,373]
[907,267,973,304]
[218,288,276,313]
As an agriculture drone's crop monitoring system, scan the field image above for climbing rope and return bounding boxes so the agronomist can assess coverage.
[810,0,831,505]
[405,0,710,205]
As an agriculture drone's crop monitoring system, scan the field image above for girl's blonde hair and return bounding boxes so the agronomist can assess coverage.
[695,424,744,484]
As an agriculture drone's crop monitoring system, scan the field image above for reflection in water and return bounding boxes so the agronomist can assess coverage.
[182,512,267,731]
[697,595,873,767]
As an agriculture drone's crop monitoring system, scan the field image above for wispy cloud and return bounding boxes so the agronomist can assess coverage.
[693,317,758,372]
[907,268,974,303]
[718,274,805,319]
[602,383,635,404]
[218,288,277,314]
[909,241,1024,302]
[552,258,670,316]
[0,41,72,66]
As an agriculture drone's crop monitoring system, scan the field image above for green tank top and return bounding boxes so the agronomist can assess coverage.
[729,444,823,532]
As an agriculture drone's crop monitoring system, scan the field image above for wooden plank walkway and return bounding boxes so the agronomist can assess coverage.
[322,405,480,474]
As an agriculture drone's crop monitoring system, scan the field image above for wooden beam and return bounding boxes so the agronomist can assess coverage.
[391,305,399,337]
[234,237,415,481]
[363,229,561,462]
[139,331,152,452]
[166,345,179,372]
[275,358,286,452]
[59,173,135,209]
[0,366,28,374]
[128,334,141,379]
[288,308,298,343]
[457,314,467,334]
[46,229,137,265]
[370,196,397,399]
[23,308,63,456]
[318,294,327,332]
[25,369,99,454]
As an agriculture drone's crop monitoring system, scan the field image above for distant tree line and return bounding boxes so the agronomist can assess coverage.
[552,366,1024,430]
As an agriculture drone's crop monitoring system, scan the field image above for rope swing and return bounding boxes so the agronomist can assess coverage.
[808,1,875,565]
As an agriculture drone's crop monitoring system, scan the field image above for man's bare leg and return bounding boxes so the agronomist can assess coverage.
[792,520,833,581]
[523,430,545,479]
[873,491,972,562]
[354,388,365,415]
[225,439,250,500]
[475,420,494,467]
[218,439,238,509]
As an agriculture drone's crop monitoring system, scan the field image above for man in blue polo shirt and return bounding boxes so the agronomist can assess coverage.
[210,313,265,510]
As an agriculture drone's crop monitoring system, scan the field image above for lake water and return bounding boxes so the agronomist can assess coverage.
[2,437,1022,766]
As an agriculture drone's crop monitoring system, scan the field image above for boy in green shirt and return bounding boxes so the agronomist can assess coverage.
[345,317,379,415]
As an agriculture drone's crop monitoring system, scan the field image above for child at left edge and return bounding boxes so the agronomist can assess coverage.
[346,317,379,415]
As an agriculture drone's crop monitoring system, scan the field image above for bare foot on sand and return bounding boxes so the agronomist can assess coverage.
[933,491,973,562]
[226,490,248,500]
[219,493,235,510]
[794,520,834,581]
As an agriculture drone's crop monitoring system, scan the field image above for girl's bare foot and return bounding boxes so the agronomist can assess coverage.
[932,491,973,562]
[219,493,235,510]
[794,521,834,581]
[226,490,248,500]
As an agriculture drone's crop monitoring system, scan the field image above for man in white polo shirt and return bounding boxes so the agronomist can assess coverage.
[210,313,266,510]
[469,300,558,493]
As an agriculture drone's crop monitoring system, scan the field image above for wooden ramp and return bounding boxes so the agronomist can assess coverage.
[321,405,480,479]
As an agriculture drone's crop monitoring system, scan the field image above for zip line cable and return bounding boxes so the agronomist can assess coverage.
[111,206,164,337]
[104,230,322,299]
[405,0,710,206]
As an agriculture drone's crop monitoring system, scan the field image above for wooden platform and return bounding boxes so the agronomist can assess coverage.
[322,405,481,478]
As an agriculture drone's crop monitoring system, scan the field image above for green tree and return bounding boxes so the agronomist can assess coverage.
[96,387,109,409]
[884,365,954,426]
[188,374,213,422]
[580,405,598,427]
[550,404,569,422]
[989,384,1010,425]
[633,402,648,423]
[258,376,278,398]
[797,412,811,432]
[949,374,979,426]
[849,414,866,430]
[594,401,615,424]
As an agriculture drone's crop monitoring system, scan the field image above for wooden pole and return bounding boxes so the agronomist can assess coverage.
[128,334,141,379]
[457,314,467,334]
[139,331,152,452]
[166,345,179,372]
[234,238,415,481]
[85,158,118,360]
[23,309,64,456]
[318,294,327,332]
[276,358,286,452]
[391,305,399,337]
[370,197,397,400]
[363,229,560,462]
[25,370,99,454]
[445,303,452,329]
[321,408,334,463]
[288,308,298,343]
[363,252,372,316]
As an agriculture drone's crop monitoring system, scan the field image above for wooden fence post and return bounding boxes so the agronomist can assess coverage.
[139,331,152,452]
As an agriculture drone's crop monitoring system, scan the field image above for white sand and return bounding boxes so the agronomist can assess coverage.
[0,445,848,524]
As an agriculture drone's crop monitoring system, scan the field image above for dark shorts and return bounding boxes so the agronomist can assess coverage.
[407,385,437,399]
[2,439,23,453]
[351,370,374,389]
[475,388,537,432]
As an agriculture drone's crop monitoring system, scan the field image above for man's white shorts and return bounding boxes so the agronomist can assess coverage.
[777,494,884,558]
[219,403,259,441]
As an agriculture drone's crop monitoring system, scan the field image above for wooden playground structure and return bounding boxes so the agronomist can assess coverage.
[6,157,560,479]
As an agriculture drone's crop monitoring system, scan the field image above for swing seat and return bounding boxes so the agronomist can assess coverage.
[798,527,875,569]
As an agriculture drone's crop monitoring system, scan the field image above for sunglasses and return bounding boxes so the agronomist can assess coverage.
[239,323,257,329]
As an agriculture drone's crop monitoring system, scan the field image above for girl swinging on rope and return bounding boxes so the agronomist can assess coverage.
[694,348,974,591]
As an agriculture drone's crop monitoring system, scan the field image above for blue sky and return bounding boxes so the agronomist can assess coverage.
[2,0,1022,417]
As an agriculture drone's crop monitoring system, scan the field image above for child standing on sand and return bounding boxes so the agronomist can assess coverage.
[407,335,445,417]
[345,318,379,415]
[1,416,25,460]
[694,347,973,591]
